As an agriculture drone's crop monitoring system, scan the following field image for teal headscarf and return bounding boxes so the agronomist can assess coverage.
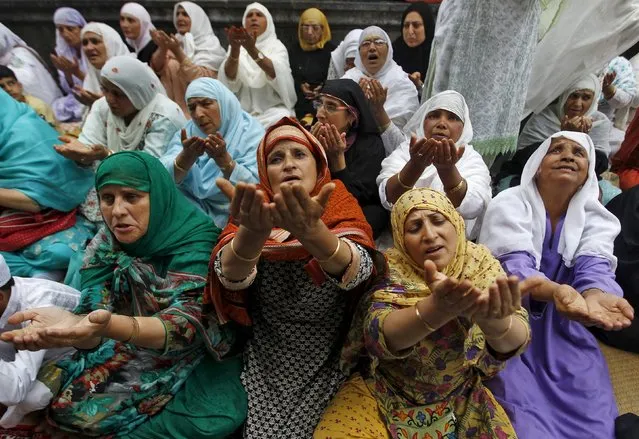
[81,151,219,288]
[0,88,93,211]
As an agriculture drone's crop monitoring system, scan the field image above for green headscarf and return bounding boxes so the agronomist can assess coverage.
[81,151,219,289]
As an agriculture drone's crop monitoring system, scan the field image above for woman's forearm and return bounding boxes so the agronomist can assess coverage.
[247,47,276,79]
[221,226,269,281]
[0,189,41,213]
[76,315,167,350]
[478,315,529,353]
[386,160,426,204]
[437,167,466,207]
[383,297,454,354]
[298,222,352,276]
[225,48,241,80]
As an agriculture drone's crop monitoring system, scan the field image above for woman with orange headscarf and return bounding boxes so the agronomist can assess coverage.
[207,117,385,438]
[611,108,639,190]
[289,8,336,125]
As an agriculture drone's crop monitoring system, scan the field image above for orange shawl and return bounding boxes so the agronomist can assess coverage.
[612,109,639,174]
[204,117,380,325]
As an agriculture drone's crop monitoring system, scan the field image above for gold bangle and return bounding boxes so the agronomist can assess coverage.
[396,171,414,190]
[174,157,188,173]
[123,316,139,344]
[229,54,239,62]
[230,238,261,263]
[317,238,342,264]
[414,304,436,333]
[484,315,513,341]
[445,178,466,196]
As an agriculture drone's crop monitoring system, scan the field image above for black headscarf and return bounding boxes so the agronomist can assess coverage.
[392,3,435,80]
[320,79,388,237]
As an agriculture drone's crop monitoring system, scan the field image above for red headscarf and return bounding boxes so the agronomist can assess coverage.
[204,117,382,325]
[612,110,639,184]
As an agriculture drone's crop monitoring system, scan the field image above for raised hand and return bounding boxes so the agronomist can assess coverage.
[409,71,423,89]
[71,86,101,106]
[602,71,617,90]
[316,123,347,171]
[217,179,274,234]
[0,307,111,351]
[152,30,181,54]
[552,284,591,324]
[203,132,228,160]
[54,135,108,165]
[423,259,484,319]
[561,115,593,133]
[268,182,335,238]
[471,276,524,322]
[180,128,207,158]
[408,134,434,168]
[50,53,79,76]
[431,138,465,170]
[583,290,634,330]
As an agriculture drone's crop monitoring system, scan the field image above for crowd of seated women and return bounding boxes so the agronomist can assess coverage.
[0,1,638,438]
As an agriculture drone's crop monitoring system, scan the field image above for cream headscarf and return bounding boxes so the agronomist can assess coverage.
[480,131,620,270]
[120,2,156,54]
[173,1,226,69]
[329,29,362,79]
[81,23,133,94]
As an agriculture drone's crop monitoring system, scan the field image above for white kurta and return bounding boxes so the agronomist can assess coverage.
[0,277,80,427]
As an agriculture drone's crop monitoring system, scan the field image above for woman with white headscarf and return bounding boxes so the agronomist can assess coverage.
[0,24,62,106]
[50,7,87,122]
[327,28,362,80]
[377,90,491,239]
[75,22,132,108]
[151,1,226,116]
[218,2,297,128]
[342,25,419,134]
[120,2,158,66]
[518,74,612,156]
[479,131,634,438]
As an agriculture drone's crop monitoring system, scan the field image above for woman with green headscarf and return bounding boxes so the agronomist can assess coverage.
[0,151,246,438]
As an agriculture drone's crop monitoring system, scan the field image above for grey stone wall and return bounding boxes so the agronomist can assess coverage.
[0,0,438,62]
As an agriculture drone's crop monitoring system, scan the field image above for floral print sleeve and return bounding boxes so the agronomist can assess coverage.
[324,240,374,291]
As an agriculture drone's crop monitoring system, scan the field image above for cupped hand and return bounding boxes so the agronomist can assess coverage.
[603,71,617,89]
[204,132,228,160]
[71,86,101,106]
[54,136,107,164]
[431,138,465,170]
[408,134,434,168]
[583,290,634,330]
[423,259,484,319]
[268,182,335,238]
[316,123,347,157]
[217,179,274,234]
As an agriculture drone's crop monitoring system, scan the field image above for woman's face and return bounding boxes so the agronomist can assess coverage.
[402,11,426,48]
[101,79,137,120]
[187,97,221,135]
[82,31,108,69]
[403,209,458,272]
[266,140,318,195]
[99,185,150,244]
[315,95,354,134]
[245,9,268,37]
[359,35,389,75]
[120,14,142,40]
[175,6,192,35]
[301,21,323,46]
[536,137,589,190]
[422,109,464,143]
[563,89,595,118]
[57,25,82,48]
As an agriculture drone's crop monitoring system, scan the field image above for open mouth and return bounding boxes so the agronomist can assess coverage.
[555,165,576,172]
[367,54,379,61]
[281,175,301,183]
[424,245,444,255]
[114,224,134,233]
[431,134,449,141]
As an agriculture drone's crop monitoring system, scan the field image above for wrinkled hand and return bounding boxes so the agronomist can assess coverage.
[50,53,79,75]
[217,179,274,234]
[54,136,107,165]
[409,71,423,89]
[269,182,334,238]
[583,290,634,330]
[203,132,228,160]
[180,128,207,159]
[431,138,465,170]
[151,30,181,53]
[603,71,617,89]
[552,284,591,323]
[423,259,484,319]
[471,276,527,323]
[359,78,387,112]
[315,123,347,157]
[561,115,593,133]
[408,134,434,168]
[0,307,111,351]
[71,86,101,106]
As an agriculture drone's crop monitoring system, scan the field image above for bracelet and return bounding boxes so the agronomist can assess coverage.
[174,157,188,173]
[484,315,513,341]
[317,238,342,264]
[396,171,414,190]
[414,304,436,333]
[445,178,466,196]
[123,316,140,344]
[219,160,236,174]
[230,238,261,263]
[229,54,239,62]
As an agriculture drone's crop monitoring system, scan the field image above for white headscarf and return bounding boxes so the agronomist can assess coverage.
[377,90,491,238]
[0,254,10,287]
[99,55,184,153]
[0,24,25,61]
[81,23,133,94]
[342,26,418,129]
[518,74,609,152]
[120,3,155,54]
[329,29,362,79]
[479,131,620,270]
[173,1,225,69]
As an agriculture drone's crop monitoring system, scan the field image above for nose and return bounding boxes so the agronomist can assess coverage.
[193,105,206,120]
[421,222,437,242]
[282,153,297,171]
[111,196,126,217]
[435,115,448,128]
